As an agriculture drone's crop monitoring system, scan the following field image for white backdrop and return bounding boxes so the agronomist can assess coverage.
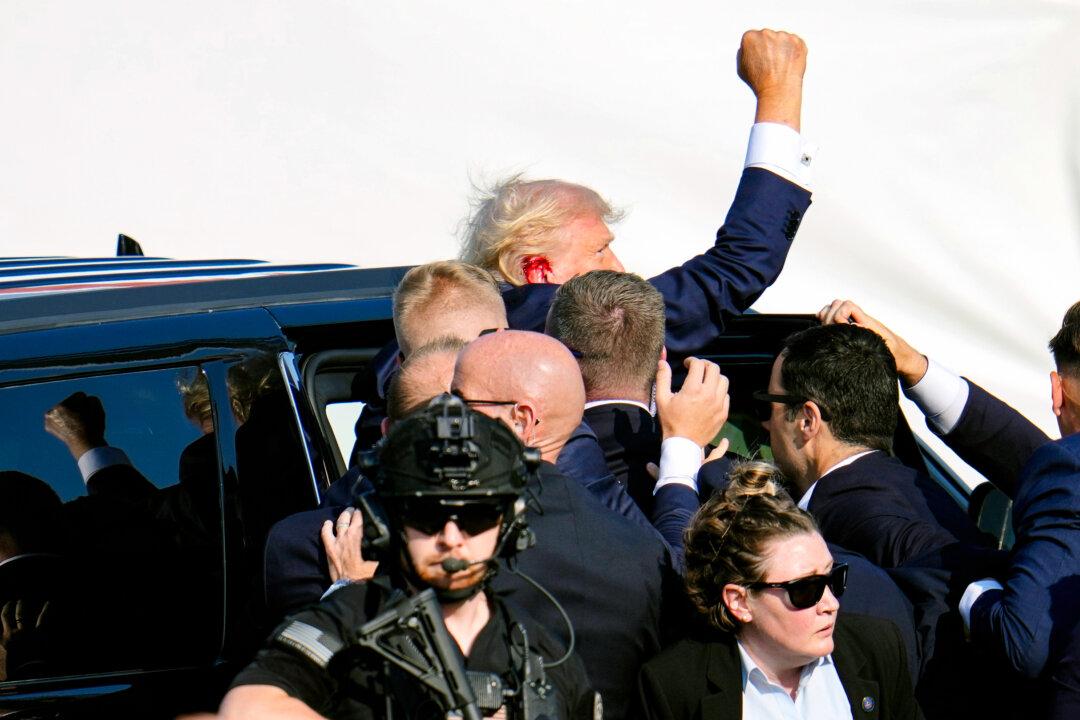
[4,1,1079,475]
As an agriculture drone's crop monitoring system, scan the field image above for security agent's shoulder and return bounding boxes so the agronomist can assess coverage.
[535,461,667,551]
[277,579,390,647]
[1020,432,1080,484]
[832,612,907,665]
[638,626,734,714]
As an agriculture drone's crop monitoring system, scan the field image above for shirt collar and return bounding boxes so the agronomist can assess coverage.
[797,449,878,510]
[736,638,832,692]
[583,398,653,415]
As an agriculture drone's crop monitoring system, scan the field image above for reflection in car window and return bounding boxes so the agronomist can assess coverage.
[0,366,222,682]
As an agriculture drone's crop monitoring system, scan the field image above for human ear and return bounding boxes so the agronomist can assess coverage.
[799,402,823,439]
[1052,371,1064,417]
[723,584,752,624]
[510,403,537,440]
[521,256,553,284]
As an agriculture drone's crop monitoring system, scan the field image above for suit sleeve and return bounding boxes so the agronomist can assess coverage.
[557,428,661,537]
[812,485,958,569]
[969,440,1080,678]
[938,380,1050,499]
[650,167,811,354]
[649,485,700,572]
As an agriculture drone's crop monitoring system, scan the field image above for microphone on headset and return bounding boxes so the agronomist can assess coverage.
[441,556,491,573]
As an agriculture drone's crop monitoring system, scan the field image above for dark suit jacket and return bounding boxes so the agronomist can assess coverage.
[493,462,685,720]
[935,379,1049,500]
[807,450,988,569]
[923,378,1075,680]
[558,419,657,533]
[583,403,662,510]
[581,403,700,565]
[502,168,810,353]
[969,432,1080,679]
[638,613,920,720]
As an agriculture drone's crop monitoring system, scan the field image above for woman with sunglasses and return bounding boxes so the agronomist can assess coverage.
[639,462,920,720]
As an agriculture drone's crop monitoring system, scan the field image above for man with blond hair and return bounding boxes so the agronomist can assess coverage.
[353,260,508,454]
[461,29,814,356]
[391,260,505,357]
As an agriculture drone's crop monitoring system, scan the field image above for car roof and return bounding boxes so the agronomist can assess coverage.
[0,256,410,336]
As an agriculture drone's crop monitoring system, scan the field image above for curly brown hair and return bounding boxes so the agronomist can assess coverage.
[683,461,819,632]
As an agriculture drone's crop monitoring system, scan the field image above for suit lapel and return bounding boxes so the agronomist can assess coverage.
[832,627,881,719]
[698,637,743,720]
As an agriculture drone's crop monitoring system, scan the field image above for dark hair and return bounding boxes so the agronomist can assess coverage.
[1050,301,1080,378]
[0,471,62,555]
[546,270,664,398]
[683,462,818,632]
[780,323,898,452]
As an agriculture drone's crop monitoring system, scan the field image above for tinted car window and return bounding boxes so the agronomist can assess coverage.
[0,366,223,682]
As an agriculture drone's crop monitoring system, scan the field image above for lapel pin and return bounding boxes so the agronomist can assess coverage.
[861,696,876,712]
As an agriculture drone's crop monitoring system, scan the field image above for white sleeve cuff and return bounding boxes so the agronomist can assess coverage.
[960,578,1004,632]
[320,578,356,601]
[653,436,704,494]
[744,122,815,190]
[903,359,969,434]
[76,446,133,484]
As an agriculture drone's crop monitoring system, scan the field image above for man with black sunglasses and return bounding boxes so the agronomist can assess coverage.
[758,323,995,570]
[215,396,595,720]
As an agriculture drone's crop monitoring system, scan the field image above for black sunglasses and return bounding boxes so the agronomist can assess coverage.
[746,563,848,609]
[751,390,832,423]
[396,499,506,536]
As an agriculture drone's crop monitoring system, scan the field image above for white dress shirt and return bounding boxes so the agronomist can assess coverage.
[76,445,134,484]
[737,640,853,720]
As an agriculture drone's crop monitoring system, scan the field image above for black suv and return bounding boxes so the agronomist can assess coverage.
[0,256,991,718]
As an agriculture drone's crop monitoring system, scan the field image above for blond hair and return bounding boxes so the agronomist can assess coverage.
[392,261,503,356]
[459,175,623,285]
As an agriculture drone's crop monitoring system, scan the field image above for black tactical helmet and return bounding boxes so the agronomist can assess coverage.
[374,393,539,502]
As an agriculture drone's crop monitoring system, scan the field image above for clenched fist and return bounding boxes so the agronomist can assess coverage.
[737,29,807,131]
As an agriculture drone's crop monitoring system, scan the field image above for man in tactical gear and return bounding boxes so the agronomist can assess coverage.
[214,395,596,720]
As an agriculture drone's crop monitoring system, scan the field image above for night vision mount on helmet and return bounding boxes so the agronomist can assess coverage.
[374,392,540,500]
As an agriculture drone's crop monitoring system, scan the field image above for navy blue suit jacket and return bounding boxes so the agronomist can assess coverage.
[807,450,990,569]
[921,378,1075,679]
[583,403,662,510]
[580,403,699,565]
[935,379,1049,500]
[558,419,656,532]
[503,168,810,353]
[969,433,1080,679]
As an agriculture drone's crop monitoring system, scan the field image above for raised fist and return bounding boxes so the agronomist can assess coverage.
[44,391,107,457]
[737,29,807,130]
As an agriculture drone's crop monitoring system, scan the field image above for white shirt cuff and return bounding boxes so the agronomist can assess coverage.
[960,578,1003,632]
[903,359,969,434]
[76,446,133,484]
[744,122,815,190]
[653,437,704,494]
[321,578,356,601]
